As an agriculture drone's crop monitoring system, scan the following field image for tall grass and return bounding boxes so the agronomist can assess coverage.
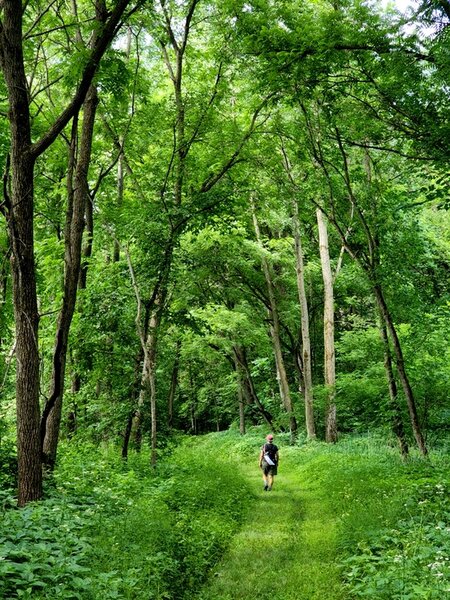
[0,436,253,599]
[287,434,450,600]
[0,430,448,599]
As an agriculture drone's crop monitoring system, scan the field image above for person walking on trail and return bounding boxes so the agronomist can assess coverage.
[259,434,279,491]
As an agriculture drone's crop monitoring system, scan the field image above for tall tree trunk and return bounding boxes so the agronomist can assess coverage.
[122,412,134,460]
[127,242,166,465]
[130,301,151,452]
[1,2,41,505]
[378,321,409,457]
[251,198,297,435]
[41,82,100,468]
[292,199,315,439]
[316,208,338,443]
[373,282,427,456]
[0,0,134,503]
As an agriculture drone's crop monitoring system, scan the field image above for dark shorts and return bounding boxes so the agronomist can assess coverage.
[262,461,277,476]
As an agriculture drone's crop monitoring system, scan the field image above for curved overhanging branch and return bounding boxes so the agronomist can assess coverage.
[30,0,137,160]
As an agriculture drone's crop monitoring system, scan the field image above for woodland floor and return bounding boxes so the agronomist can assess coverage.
[196,450,348,600]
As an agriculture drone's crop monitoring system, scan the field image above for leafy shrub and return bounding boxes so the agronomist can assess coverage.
[283,435,450,600]
[0,497,93,599]
[0,437,253,599]
[342,482,450,598]
[338,449,450,599]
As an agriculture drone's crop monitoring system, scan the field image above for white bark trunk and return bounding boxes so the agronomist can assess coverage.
[316,208,337,442]
[292,199,315,439]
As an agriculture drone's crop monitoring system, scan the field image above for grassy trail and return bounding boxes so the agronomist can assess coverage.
[196,448,348,600]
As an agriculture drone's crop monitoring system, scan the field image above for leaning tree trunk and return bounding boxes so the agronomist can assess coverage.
[251,199,297,436]
[378,321,409,457]
[316,208,338,443]
[41,83,99,469]
[233,345,274,428]
[373,282,427,456]
[41,1,109,467]
[292,199,315,439]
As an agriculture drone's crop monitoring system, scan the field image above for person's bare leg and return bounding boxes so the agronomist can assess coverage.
[267,474,274,490]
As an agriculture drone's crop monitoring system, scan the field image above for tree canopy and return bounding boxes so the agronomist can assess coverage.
[0,0,449,503]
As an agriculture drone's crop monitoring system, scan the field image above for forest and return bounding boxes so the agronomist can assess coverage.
[0,0,449,598]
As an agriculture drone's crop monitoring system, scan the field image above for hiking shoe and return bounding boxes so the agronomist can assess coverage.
[267,486,272,491]
[263,484,268,491]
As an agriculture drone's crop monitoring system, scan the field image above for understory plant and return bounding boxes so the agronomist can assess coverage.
[342,479,450,599]
[0,437,253,599]
[333,442,450,599]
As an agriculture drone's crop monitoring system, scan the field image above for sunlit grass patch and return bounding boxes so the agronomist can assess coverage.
[196,440,348,600]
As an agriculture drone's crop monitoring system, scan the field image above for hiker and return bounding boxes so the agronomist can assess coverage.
[259,433,279,491]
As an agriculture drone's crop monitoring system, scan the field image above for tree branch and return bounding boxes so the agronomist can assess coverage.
[30,0,135,159]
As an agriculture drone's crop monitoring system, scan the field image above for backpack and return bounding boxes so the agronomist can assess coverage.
[262,443,277,466]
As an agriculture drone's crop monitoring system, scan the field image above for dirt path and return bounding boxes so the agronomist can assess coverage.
[196,449,348,600]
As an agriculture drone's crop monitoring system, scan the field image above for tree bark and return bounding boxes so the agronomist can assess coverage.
[251,198,297,436]
[41,82,99,468]
[292,199,315,439]
[316,208,338,443]
[1,1,42,505]
[0,0,134,505]
[378,321,409,457]
[122,412,134,460]
[316,129,425,454]
[373,282,427,456]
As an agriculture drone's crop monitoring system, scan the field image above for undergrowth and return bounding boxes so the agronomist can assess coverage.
[0,436,253,600]
[297,435,450,600]
[0,429,448,599]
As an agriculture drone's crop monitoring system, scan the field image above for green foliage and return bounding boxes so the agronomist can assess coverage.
[1,430,449,599]
[282,433,450,600]
[0,437,17,503]
[0,497,93,600]
[341,467,450,599]
[0,438,253,599]
[195,430,450,600]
